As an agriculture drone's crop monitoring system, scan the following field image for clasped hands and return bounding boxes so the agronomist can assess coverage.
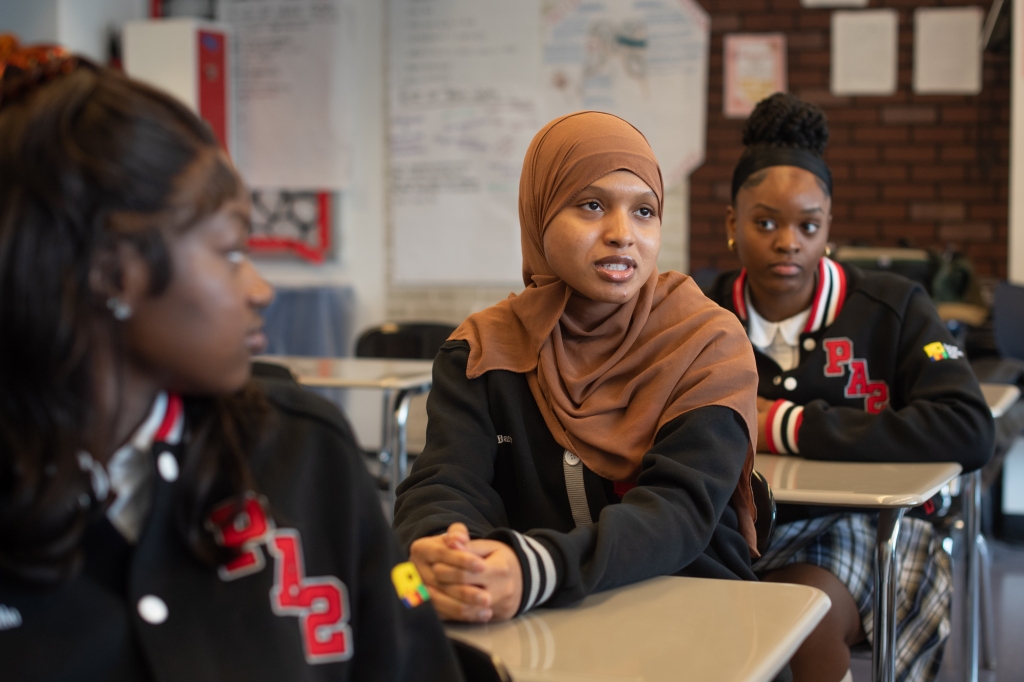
[408,522,523,623]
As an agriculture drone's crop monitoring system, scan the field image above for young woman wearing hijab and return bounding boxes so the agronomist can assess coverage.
[705,93,994,682]
[393,111,762,624]
[0,43,461,681]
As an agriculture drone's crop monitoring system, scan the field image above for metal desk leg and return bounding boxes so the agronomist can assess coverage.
[378,388,399,520]
[874,507,905,682]
[392,390,416,487]
[977,533,997,671]
[380,385,430,521]
[963,470,981,682]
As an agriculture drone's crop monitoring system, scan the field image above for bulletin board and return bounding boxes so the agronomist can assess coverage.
[388,0,710,286]
[248,190,334,263]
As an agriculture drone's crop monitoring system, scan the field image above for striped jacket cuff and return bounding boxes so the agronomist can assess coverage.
[487,529,559,614]
[765,400,804,455]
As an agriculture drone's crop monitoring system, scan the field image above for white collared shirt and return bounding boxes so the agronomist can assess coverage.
[103,392,170,543]
[745,290,810,372]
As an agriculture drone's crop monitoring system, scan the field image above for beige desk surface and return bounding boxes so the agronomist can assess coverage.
[446,575,830,682]
[981,382,1021,419]
[255,356,433,390]
[755,455,962,507]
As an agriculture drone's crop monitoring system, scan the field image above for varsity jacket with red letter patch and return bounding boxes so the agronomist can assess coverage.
[0,379,463,682]
[393,341,757,617]
[707,259,993,519]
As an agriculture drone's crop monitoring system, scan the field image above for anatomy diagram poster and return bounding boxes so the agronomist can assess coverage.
[542,0,710,186]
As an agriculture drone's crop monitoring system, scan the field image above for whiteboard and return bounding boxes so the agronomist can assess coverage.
[389,0,542,285]
[389,0,709,285]
[220,0,351,190]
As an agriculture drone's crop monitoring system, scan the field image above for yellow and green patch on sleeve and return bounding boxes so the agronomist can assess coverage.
[923,341,964,362]
[391,562,431,608]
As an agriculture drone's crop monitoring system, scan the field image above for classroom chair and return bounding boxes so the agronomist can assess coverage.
[992,281,1024,361]
[355,322,457,360]
[353,322,454,497]
[751,469,777,557]
[251,359,297,381]
[833,246,936,293]
[449,638,512,682]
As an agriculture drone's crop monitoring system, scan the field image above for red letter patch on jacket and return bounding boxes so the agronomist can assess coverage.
[823,338,853,377]
[207,493,274,581]
[269,529,353,664]
[823,339,891,414]
[208,497,354,665]
[841,359,891,414]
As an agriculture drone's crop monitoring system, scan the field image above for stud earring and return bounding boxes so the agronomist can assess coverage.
[106,297,133,321]
[825,245,832,258]
[727,238,736,251]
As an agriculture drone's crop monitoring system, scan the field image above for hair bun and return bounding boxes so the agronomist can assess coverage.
[741,92,829,156]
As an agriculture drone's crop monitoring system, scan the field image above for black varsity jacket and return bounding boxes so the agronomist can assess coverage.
[0,379,463,682]
[393,340,757,617]
[706,259,994,517]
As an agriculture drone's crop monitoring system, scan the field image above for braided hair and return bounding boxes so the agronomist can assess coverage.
[742,92,829,154]
[732,93,832,201]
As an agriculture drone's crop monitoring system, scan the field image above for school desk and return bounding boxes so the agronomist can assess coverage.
[754,385,1017,682]
[959,382,1021,681]
[754,455,962,682]
[446,574,830,682]
[980,382,1020,419]
[255,355,433,515]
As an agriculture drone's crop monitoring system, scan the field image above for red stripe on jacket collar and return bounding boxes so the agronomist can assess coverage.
[154,393,184,444]
[732,270,748,319]
[733,257,847,334]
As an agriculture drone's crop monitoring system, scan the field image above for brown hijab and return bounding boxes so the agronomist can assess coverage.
[451,111,760,553]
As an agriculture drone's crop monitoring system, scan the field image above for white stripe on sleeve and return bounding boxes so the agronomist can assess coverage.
[511,530,541,612]
[785,405,803,454]
[771,401,791,454]
[522,534,557,606]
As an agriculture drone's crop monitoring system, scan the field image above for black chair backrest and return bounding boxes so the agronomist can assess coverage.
[355,322,457,360]
[750,469,777,557]
[833,246,937,292]
[251,360,297,382]
[449,637,513,682]
[993,282,1024,361]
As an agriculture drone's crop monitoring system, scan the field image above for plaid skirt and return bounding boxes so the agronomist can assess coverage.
[753,513,952,682]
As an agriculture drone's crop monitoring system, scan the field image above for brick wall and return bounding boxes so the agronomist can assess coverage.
[690,0,1011,278]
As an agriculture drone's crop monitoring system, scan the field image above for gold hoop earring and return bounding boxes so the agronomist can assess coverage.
[825,245,832,258]
[727,238,735,251]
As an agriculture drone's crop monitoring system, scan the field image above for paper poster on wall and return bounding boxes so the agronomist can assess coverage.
[542,0,710,186]
[219,0,350,190]
[723,33,786,119]
[913,7,983,95]
[389,0,542,285]
[831,9,899,96]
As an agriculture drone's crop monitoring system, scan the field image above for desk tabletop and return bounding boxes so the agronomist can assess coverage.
[755,455,962,507]
[255,356,433,390]
[980,382,1021,419]
[445,575,829,682]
